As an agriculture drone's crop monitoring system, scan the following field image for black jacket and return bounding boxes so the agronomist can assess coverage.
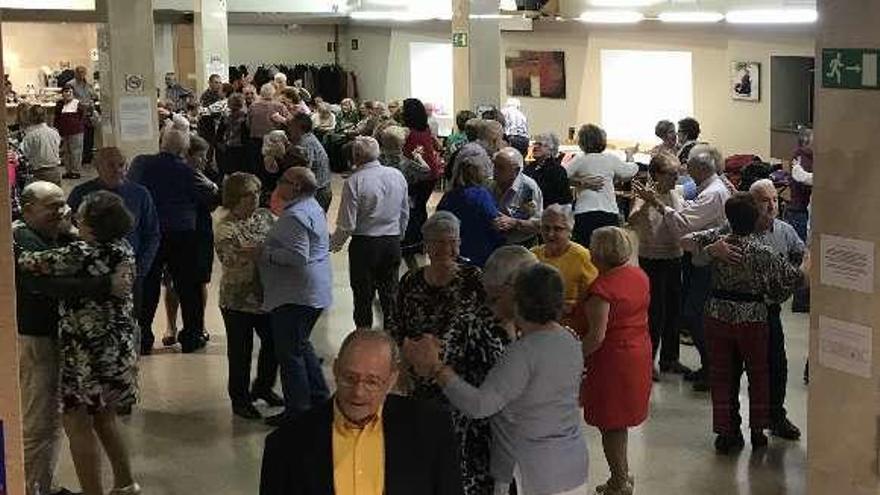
[525,155,572,207]
[260,395,464,495]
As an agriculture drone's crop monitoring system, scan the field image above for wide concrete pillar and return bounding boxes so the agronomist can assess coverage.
[194,0,229,93]
[808,1,880,494]
[452,0,471,113]
[468,0,502,110]
[96,0,159,159]
[0,15,26,495]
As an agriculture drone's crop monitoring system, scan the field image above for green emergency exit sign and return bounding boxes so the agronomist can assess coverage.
[822,48,880,90]
[452,32,468,48]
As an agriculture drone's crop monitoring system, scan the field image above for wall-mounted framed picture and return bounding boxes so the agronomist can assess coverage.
[731,61,761,102]
[505,50,566,99]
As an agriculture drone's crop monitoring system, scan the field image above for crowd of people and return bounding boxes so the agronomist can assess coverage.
[11,67,816,495]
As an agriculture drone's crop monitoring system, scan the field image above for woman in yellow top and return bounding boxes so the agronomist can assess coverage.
[532,204,599,321]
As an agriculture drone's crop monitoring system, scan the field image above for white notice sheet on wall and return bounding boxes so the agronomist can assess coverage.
[118,96,154,143]
[818,315,872,378]
[820,234,875,293]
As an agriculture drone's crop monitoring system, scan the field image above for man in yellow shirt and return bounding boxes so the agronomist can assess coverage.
[261,330,464,495]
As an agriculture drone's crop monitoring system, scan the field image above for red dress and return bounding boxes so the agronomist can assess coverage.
[403,128,442,179]
[579,265,652,430]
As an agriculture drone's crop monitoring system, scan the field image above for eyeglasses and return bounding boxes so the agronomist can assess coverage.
[541,225,569,233]
[337,373,388,393]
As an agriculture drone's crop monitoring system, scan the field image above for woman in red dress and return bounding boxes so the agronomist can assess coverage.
[578,226,652,495]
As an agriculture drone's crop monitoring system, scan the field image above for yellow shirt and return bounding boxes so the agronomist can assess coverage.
[332,402,385,495]
[532,242,599,306]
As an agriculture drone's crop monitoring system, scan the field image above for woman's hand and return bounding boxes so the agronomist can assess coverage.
[402,335,443,378]
[270,112,287,125]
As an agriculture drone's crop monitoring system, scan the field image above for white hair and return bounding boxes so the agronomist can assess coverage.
[160,115,191,156]
[260,83,276,99]
[262,130,289,159]
[274,72,287,84]
[749,178,775,195]
[542,203,574,228]
[505,97,521,109]
[533,132,560,157]
[422,211,460,241]
[687,149,717,176]
[483,246,538,288]
[352,136,381,164]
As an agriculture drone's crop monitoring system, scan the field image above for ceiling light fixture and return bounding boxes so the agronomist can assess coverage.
[589,0,663,6]
[579,10,644,23]
[726,8,817,24]
[658,11,724,23]
[350,10,431,22]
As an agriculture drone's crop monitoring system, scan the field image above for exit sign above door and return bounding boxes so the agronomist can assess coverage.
[822,48,880,90]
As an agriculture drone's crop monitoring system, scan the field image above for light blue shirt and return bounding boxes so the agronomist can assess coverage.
[259,196,333,311]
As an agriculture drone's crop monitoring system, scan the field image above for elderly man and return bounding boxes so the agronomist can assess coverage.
[69,66,98,165]
[68,147,160,281]
[688,179,805,441]
[492,147,543,248]
[260,330,464,495]
[242,84,258,108]
[129,122,219,354]
[501,98,530,158]
[634,145,731,391]
[200,74,225,108]
[260,167,333,427]
[287,112,332,211]
[331,136,409,331]
[14,181,122,495]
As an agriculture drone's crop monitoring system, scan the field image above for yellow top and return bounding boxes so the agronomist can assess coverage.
[532,242,599,305]
[332,402,385,495]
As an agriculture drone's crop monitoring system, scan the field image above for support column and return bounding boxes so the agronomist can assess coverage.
[96,0,159,159]
[467,0,503,111]
[0,15,26,495]
[194,0,229,93]
[452,0,471,113]
[809,1,880,494]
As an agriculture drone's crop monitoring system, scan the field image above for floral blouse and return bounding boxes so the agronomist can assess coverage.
[690,232,803,324]
[214,208,275,313]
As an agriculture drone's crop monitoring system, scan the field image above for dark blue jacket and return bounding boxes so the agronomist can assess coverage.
[437,186,505,267]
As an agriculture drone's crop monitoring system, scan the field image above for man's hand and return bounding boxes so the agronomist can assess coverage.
[573,174,605,192]
[329,233,347,253]
[111,263,135,299]
[706,239,744,264]
[270,112,287,125]
[632,182,663,209]
[494,215,518,232]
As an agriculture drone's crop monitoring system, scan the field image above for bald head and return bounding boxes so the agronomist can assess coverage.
[333,330,400,425]
[21,181,67,238]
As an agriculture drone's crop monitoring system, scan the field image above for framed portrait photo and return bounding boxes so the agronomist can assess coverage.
[731,61,761,102]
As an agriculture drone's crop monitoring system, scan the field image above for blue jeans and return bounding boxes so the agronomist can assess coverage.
[682,254,711,370]
[270,304,329,416]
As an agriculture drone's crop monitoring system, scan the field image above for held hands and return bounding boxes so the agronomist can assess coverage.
[270,112,287,125]
[402,335,443,378]
[494,214,518,232]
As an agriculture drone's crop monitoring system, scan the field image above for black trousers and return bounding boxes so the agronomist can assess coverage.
[221,309,277,406]
[348,235,401,329]
[140,230,205,349]
[315,187,333,213]
[640,256,682,364]
[83,121,95,165]
[572,211,619,248]
[731,304,788,427]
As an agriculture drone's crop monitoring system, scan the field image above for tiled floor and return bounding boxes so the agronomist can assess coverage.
[52,174,810,495]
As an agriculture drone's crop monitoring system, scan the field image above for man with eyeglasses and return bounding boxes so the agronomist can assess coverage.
[260,329,464,495]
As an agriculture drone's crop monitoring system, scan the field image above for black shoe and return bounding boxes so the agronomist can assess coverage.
[692,378,710,392]
[233,403,262,420]
[770,418,801,440]
[116,404,133,416]
[252,389,284,407]
[714,432,745,454]
[62,172,81,180]
[180,335,207,354]
[140,343,153,356]
[751,429,768,449]
[684,367,705,382]
[265,412,293,427]
[660,361,693,375]
[51,488,82,495]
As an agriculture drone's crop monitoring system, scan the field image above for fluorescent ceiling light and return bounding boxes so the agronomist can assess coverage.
[499,0,517,10]
[726,8,817,24]
[470,14,516,20]
[659,11,724,23]
[579,10,644,23]
[590,0,663,6]
[350,11,432,21]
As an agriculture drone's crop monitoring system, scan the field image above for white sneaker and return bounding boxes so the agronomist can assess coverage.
[108,483,141,495]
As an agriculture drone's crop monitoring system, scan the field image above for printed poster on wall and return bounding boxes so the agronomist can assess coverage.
[820,234,875,293]
[118,96,154,143]
[818,315,872,379]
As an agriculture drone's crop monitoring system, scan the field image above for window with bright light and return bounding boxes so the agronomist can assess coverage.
[600,49,693,145]
[409,41,453,118]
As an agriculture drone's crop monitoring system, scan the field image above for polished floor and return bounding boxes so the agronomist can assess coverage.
[52,174,810,495]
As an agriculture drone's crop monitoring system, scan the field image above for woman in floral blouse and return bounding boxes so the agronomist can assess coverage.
[214,172,281,420]
[18,191,140,495]
[391,211,535,495]
[686,193,808,454]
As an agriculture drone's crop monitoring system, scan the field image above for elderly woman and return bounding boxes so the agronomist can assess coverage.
[628,152,689,378]
[577,226,651,495]
[649,120,678,157]
[524,132,571,207]
[531,204,598,320]
[310,102,336,135]
[437,153,504,267]
[214,172,281,420]
[336,98,360,132]
[405,263,588,495]
[685,194,808,453]
[391,212,516,495]
[247,83,289,172]
[566,124,638,248]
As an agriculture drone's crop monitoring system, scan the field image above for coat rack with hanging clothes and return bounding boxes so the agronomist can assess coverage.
[229,63,359,104]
